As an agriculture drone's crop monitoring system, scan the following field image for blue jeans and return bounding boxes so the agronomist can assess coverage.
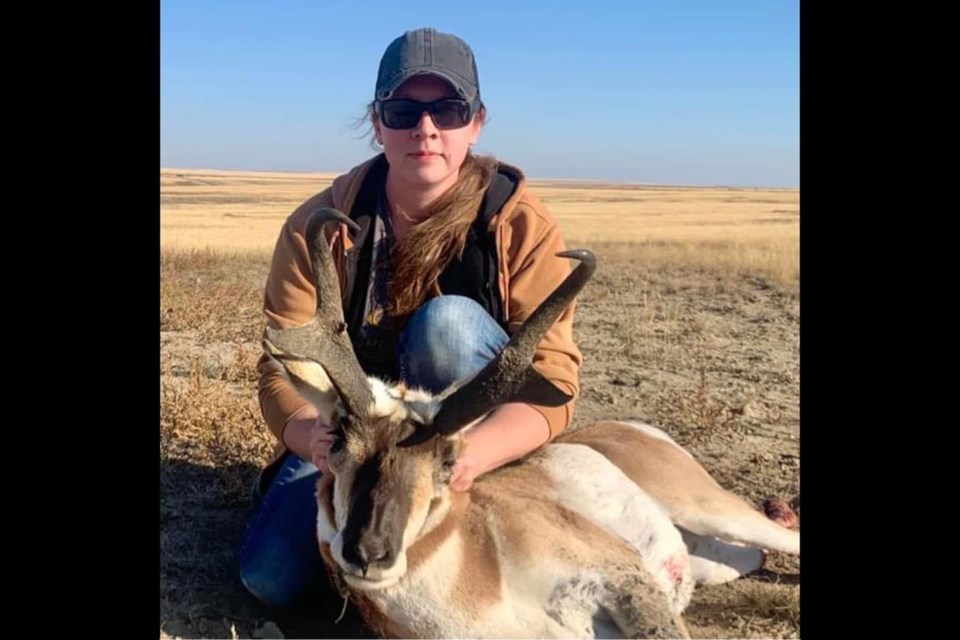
[239,296,509,607]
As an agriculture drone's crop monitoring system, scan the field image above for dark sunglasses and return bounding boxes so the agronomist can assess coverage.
[375,98,478,130]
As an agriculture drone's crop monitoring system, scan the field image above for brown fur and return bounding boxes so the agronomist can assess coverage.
[478,462,645,570]
[404,498,458,570]
[401,492,505,611]
[450,495,503,608]
[471,463,560,558]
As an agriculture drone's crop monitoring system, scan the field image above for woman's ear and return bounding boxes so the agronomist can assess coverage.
[468,106,485,145]
[468,120,482,145]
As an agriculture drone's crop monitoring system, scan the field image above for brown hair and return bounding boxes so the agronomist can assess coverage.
[385,151,497,319]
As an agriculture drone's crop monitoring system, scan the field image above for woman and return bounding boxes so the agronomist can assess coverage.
[239,27,582,608]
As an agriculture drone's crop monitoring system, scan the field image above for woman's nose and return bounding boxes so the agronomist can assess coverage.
[411,110,439,137]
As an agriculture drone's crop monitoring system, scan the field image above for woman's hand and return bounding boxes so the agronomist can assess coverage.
[450,452,482,492]
[308,419,337,474]
[282,409,335,472]
[447,403,551,492]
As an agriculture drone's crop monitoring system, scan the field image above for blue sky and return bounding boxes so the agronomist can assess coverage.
[161,0,798,187]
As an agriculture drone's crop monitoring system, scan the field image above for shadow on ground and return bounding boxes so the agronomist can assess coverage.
[160,459,375,638]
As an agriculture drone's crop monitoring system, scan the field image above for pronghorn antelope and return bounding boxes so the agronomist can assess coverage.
[261,208,800,639]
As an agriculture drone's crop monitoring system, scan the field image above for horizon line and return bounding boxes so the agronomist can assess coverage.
[160,166,799,191]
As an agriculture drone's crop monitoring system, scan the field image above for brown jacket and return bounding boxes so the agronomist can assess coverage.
[258,155,582,448]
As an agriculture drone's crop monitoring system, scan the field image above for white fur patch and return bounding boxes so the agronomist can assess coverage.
[368,378,405,419]
[536,443,694,614]
[544,572,608,637]
[316,493,337,545]
[674,504,801,555]
[679,528,766,585]
[401,386,442,418]
[364,378,446,426]
[366,530,488,637]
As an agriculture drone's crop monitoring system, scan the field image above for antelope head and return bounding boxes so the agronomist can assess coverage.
[262,208,596,590]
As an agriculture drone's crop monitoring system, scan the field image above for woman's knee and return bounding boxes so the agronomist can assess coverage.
[399,296,508,391]
[404,295,490,343]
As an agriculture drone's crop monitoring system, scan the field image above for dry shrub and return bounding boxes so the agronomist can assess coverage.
[161,248,269,343]
[160,355,274,500]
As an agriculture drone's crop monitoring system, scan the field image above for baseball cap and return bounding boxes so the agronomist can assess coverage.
[375,28,480,103]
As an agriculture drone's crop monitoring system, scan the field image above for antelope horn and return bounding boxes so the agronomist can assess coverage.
[263,208,375,419]
[400,249,596,447]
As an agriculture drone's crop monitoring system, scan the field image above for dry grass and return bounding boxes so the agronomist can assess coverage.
[160,168,799,283]
[160,248,270,343]
[160,169,337,253]
[686,581,800,638]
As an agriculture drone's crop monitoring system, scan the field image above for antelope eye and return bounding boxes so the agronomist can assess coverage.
[329,435,345,454]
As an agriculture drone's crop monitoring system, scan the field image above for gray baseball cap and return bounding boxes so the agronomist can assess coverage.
[375,28,480,102]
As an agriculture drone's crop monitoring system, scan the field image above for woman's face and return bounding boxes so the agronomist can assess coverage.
[373,75,483,192]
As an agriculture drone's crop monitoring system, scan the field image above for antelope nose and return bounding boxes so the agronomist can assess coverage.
[361,541,392,566]
[344,541,392,576]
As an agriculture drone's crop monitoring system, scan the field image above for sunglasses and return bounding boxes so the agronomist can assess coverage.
[375,98,478,130]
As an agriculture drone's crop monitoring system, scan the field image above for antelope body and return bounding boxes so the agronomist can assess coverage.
[262,208,800,639]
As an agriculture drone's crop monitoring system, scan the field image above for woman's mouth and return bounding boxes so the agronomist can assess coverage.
[409,151,441,160]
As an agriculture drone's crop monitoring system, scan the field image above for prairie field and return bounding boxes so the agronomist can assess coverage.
[160,167,800,639]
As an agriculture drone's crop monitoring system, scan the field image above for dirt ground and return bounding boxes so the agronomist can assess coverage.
[159,243,799,639]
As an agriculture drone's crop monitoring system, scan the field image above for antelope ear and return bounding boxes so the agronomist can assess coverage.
[261,338,342,424]
[436,436,464,485]
[397,418,437,448]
